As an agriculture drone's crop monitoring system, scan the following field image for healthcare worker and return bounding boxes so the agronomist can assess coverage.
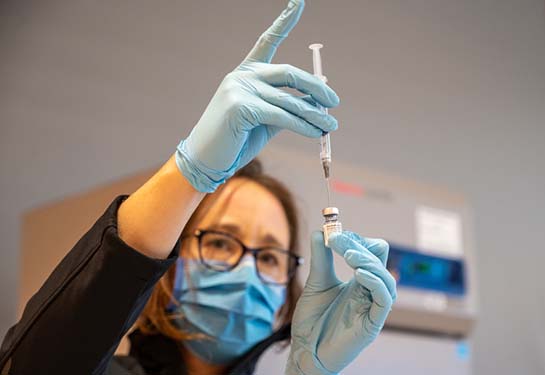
[0,1,396,374]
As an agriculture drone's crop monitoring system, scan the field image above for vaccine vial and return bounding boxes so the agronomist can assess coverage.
[322,207,342,247]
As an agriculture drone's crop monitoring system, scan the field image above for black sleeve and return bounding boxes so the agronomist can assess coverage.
[0,195,180,375]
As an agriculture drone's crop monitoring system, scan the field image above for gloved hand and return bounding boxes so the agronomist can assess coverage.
[175,0,339,192]
[286,231,397,375]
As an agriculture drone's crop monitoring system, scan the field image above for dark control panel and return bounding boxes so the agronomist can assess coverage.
[387,244,466,296]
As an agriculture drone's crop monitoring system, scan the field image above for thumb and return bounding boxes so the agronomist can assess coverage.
[305,231,340,291]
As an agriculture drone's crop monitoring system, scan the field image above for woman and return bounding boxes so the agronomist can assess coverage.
[122,159,304,374]
[0,1,396,374]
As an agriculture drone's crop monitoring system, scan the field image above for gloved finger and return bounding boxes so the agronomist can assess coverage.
[255,83,338,132]
[328,231,389,266]
[258,64,340,108]
[354,269,393,330]
[251,101,323,138]
[306,231,340,291]
[243,0,305,64]
[300,94,317,106]
[343,231,389,266]
[345,249,397,300]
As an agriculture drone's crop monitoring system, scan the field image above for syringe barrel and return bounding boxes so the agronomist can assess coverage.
[320,133,331,162]
[310,43,332,179]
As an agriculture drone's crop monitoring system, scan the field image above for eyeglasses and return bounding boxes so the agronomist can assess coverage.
[184,229,303,285]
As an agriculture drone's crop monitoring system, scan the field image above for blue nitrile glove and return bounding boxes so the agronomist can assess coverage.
[285,231,397,375]
[175,0,339,192]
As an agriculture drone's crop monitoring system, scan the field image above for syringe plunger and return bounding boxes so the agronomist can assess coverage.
[309,43,327,82]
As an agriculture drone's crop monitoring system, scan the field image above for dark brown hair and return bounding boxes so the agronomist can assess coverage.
[136,158,302,342]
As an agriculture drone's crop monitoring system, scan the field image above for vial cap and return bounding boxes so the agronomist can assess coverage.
[322,207,339,216]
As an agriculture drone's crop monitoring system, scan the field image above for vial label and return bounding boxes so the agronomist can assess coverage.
[323,222,342,247]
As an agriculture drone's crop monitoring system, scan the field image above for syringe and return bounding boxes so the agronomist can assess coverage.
[310,44,341,245]
[309,43,331,181]
[309,43,332,206]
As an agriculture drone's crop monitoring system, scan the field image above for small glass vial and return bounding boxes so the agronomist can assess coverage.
[322,207,342,247]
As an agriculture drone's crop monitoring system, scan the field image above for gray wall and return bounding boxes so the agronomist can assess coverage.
[1,0,544,374]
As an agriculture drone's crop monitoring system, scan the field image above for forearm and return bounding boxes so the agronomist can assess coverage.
[118,153,205,259]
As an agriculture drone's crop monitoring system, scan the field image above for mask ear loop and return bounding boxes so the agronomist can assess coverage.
[165,257,184,314]
[170,237,213,342]
[178,236,200,300]
[270,281,288,331]
[167,235,197,313]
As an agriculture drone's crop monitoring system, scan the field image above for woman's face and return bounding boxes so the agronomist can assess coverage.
[183,178,291,271]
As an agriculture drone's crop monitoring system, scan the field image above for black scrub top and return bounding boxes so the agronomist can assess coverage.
[0,195,290,375]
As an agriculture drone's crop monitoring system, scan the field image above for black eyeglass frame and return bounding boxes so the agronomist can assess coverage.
[182,228,304,285]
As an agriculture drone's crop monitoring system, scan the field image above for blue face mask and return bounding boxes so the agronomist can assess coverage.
[170,257,287,364]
